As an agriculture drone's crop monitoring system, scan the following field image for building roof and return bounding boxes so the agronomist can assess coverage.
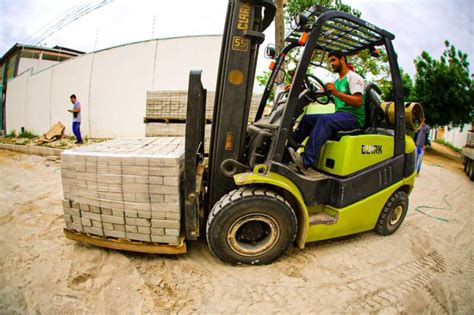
[0,43,84,65]
[52,45,86,55]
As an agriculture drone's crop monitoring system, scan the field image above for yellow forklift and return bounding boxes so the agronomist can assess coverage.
[183,1,422,264]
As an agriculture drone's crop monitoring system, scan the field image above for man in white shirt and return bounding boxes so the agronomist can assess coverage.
[68,94,83,144]
[289,50,366,173]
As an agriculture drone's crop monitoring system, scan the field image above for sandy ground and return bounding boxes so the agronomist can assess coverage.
[0,147,473,314]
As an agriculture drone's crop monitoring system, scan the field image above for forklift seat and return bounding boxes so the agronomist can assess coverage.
[335,83,383,138]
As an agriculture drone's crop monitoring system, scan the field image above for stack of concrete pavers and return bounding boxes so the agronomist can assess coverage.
[61,137,184,245]
[145,123,212,153]
[146,91,215,120]
[145,90,262,122]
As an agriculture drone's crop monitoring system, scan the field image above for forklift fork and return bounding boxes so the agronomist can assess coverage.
[184,71,207,240]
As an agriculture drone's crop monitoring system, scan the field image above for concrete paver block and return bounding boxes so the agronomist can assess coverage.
[126,232,151,242]
[151,235,179,245]
[104,229,126,238]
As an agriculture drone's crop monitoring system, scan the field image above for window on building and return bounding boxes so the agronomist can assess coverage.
[6,55,17,80]
[42,53,71,62]
[20,51,41,59]
[0,64,5,82]
[58,55,71,62]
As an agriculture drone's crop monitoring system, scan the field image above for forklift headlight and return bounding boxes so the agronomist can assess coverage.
[291,13,308,30]
[293,13,308,28]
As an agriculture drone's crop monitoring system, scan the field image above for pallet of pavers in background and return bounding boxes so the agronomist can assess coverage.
[145,123,212,153]
[61,137,186,254]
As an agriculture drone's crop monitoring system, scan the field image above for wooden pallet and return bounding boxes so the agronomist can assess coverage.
[64,229,187,254]
[143,117,213,124]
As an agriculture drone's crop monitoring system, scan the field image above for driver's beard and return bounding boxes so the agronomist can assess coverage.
[332,64,341,73]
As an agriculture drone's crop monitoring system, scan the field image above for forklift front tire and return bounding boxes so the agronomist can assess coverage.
[206,187,297,265]
[375,190,409,236]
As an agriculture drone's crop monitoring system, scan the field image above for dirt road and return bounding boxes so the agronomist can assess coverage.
[1,149,472,313]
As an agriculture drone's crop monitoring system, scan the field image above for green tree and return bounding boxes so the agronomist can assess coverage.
[284,0,361,21]
[274,0,359,57]
[414,41,474,127]
[263,0,389,89]
[349,49,389,79]
[379,68,415,102]
[283,0,366,70]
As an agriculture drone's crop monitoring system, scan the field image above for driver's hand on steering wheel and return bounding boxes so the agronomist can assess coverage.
[326,82,336,95]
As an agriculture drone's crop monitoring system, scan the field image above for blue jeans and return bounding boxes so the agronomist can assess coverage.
[415,146,424,173]
[292,112,360,168]
[72,122,82,143]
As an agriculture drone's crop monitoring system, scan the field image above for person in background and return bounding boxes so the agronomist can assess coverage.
[274,68,296,103]
[68,94,83,144]
[414,117,430,176]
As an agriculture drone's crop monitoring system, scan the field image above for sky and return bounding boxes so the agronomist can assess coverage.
[1,0,473,79]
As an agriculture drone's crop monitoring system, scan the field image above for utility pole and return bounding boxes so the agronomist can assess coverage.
[274,0,287,54]
[151,15,157,38]
[93,29,100,51]
[275,0,287,83]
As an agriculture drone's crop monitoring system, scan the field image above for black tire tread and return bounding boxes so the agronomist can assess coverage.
[467,159,474,181]
[375,190,408,236]
[206,186,296,263]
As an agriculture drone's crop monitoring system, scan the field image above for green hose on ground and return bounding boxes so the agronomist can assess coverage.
[414,195,451,222]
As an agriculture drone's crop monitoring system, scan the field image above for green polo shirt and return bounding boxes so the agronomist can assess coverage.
[334,71,365,127]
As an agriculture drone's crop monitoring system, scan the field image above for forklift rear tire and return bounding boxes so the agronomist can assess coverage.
[375,190,409,236]
[467,159,474,181]
[206,187,297,265]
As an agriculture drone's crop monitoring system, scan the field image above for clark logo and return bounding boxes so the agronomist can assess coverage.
[237,3,250,30]
[362,145,382,155]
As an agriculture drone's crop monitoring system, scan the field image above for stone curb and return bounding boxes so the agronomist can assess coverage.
[0,143,63,157]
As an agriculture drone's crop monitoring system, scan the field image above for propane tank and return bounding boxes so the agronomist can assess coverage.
[380,102,424,131]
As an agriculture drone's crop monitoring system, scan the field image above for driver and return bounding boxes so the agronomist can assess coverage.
[289,50,366,174]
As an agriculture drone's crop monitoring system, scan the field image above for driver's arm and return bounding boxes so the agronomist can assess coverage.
[327,87,363,107]
[326,73,365,107]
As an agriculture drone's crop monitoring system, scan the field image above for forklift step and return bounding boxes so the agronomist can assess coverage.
[287,163,329,180]
[309,211,338,225]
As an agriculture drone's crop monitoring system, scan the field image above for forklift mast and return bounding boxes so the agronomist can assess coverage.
[207,0,275,208]
[184,0,275,239]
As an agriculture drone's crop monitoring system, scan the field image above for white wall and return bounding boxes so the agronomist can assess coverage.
[5,35,221,138]
[18,57,67,78]
[90,40,157,137]
[25,69,52,134]
[50,54,94,136]
[37,59,61,73]
[5,70,29,133]
[442,123,471,149]
[17,58,39,76]
[154,36,221,91]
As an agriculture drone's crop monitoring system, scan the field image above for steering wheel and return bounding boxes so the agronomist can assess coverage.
[301,74,331,105]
